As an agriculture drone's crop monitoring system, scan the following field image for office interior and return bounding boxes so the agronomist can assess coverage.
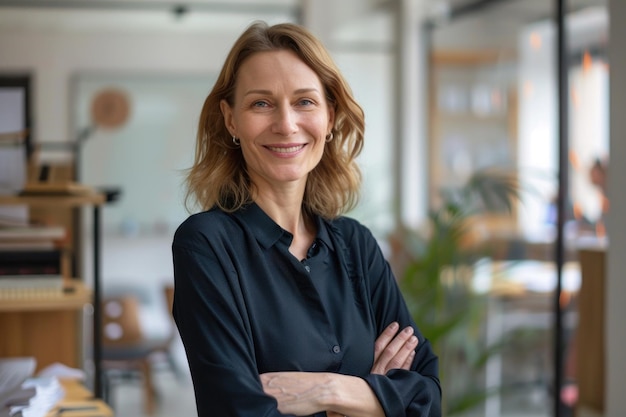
[0,0,624,416]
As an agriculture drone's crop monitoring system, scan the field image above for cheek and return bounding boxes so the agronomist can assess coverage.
[310,115,331,137]
[313,140,326,163]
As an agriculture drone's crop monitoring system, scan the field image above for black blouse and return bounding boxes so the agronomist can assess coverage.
[172,203,441,416]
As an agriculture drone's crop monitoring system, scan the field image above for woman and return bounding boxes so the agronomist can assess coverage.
[172,21,441,417]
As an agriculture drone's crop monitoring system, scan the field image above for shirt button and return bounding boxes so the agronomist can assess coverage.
[304,265,311,272]
[332,345,341,354]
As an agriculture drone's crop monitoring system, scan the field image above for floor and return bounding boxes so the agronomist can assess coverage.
[107,363,196,417]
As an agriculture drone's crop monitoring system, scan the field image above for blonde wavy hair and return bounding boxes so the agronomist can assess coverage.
[185,21,365,219]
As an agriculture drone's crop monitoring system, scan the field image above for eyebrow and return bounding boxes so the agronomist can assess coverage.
[243,88,321,97]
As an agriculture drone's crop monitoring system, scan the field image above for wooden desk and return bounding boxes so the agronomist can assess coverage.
[45,379,113,417]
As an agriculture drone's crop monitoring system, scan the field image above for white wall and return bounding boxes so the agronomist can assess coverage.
[0,31,232,144]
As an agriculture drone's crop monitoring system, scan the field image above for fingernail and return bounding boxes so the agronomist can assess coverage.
[403,326,414,335]
[390,322,399,330]
[410,335,418,344]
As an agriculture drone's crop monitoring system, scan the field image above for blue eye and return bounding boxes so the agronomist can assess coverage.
[299,99,314,106]
[253,101,269,108]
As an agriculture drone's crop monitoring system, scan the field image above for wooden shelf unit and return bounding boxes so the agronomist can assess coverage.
[0,193,105,207]
[0,190,105,395]
[0,280,91,312]
[0,282,91,378]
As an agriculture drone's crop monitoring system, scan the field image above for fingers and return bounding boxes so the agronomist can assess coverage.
[402,349,416,370]
[371,323,419,375]
[373,321,400,360]
[384,326,418,368]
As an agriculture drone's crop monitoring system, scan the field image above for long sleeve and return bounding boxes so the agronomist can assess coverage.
[330,217,442,417]
[172,216,287,417]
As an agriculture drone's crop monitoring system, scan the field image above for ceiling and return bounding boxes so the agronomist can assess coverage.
[0,0,608,51]
[0,0,301,35]
[431,0,608,52]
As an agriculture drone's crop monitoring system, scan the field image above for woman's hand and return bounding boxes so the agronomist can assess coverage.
[261,372,385,417]
[261,371,334,416]
[371,321,418,375]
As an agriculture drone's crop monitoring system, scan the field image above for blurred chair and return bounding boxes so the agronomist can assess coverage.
[161,284,181,378]
[101,284,177,415]
[163,285,174,311]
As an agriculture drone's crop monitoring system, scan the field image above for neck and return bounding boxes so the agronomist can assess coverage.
[253,188,316,261]
[255,194,308,236]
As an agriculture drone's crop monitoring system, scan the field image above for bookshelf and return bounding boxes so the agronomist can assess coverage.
[428,50,519,237]
[0,189,106,397]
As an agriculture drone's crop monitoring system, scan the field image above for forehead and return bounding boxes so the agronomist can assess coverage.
[235,50,323,90]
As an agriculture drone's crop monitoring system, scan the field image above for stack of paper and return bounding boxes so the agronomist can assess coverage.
[7,377,64,417]
[0,357,36,417]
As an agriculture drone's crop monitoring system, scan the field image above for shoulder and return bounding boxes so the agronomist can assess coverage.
[327,215,372,235]
[325,215,378,249]
[173,209,237,251]
[174,208,233,236]
[326,216,394,286]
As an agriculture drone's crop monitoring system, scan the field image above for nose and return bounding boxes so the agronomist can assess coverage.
[271,105,298,136]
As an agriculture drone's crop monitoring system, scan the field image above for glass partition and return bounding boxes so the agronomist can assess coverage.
[425,0,608,416]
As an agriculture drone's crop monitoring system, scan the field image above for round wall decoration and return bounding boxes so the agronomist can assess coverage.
[90,88,131,129]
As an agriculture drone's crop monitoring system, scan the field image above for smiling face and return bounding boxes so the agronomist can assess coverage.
[220,49,335,196]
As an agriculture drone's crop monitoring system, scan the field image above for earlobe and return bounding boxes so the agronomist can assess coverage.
[220,99,235,136]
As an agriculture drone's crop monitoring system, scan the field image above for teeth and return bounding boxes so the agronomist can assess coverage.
[267,145,304,153]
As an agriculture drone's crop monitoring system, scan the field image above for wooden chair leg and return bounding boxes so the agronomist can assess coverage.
[140,359,157,415]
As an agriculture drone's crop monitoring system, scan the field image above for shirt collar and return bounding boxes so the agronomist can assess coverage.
[234,202,335,252]
[314,215,336,253]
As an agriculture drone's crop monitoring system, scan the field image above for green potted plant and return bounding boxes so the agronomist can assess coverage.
[394,168,522,415]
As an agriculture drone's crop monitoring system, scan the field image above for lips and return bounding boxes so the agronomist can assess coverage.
[266,144,305,153]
